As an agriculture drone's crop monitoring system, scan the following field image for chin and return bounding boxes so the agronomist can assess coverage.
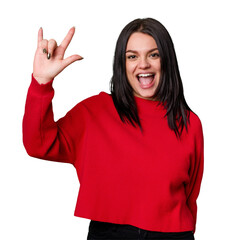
[134,90,156,100]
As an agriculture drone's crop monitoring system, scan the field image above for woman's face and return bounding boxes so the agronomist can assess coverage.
[125,32,161,100]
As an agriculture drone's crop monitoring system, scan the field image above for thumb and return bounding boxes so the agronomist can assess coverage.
[62,55,83,69]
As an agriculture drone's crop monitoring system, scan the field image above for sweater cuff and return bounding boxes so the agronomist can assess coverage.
[30,74,54,95]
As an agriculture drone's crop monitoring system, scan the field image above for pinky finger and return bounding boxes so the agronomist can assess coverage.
[37,27,43,47]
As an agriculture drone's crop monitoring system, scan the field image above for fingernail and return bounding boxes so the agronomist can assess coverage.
[43,48,47,54]
[78,57,84,60]
[47,53,51,59]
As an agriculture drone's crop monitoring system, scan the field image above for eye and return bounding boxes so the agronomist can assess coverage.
[150,52,160,59]
[127,55,137,60]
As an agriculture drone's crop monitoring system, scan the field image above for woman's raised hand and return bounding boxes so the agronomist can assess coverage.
[33,27,83,84]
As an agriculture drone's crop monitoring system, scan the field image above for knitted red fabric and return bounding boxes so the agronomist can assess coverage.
[23,75,204,233]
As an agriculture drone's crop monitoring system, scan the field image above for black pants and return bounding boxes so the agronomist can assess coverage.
[87,220,194,240]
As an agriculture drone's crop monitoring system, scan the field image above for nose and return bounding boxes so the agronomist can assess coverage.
[138,57,150,69]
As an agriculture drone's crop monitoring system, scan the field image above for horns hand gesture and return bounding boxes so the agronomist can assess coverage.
[33,27,83,84]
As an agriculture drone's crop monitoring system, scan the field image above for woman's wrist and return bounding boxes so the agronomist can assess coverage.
[33,74,53,85]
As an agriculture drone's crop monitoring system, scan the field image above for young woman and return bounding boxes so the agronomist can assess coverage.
[23,18,204,240]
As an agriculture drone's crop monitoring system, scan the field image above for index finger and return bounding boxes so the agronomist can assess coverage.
[59,27,75,51]
[38,27,43,46]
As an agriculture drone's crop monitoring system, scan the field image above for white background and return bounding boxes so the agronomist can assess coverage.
[0,0,225,239]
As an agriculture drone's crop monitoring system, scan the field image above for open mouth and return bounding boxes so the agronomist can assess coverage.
[137,73,155,88]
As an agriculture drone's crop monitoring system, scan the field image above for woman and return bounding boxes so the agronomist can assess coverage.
[23,18,204,240]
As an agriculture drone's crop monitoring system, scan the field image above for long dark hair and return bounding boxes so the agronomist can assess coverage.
[110,18,193,138]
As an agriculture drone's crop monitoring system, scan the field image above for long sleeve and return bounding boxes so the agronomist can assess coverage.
[185,117,204,233]
[22,74,85,165]
[22,84,205,232]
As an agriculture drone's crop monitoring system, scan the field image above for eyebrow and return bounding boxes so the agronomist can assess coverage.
[126,48,159,54]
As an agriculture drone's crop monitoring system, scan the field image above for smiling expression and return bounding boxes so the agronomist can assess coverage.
[125,32,161,100]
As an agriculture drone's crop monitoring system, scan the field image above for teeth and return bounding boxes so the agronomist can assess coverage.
[138,73,154,77]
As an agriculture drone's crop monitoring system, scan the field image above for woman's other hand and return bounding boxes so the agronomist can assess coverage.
[33,27,83,84]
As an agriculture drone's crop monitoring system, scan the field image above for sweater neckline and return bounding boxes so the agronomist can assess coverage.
[100,92,167,117]
[133,95,167,116]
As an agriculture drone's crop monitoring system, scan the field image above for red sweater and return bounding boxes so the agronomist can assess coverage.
[23,75,204,233]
